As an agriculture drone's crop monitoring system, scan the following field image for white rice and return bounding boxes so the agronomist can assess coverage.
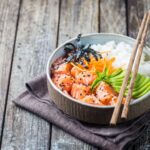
[91,41,150,77]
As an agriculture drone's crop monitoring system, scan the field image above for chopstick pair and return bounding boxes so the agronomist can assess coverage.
[110,11,150,125]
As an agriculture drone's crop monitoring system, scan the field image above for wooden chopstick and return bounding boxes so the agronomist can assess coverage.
[121,12,150,119]
[110,12,149,125]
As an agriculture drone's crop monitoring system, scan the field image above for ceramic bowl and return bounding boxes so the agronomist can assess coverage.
[46,33,150,124]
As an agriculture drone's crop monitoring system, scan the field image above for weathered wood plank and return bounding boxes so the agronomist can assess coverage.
[127,0,150,45]
[51,0,99,150]
[1,0,59,149]
[127,0,150,149]
[0,0,20,139]
[100,0,126,34]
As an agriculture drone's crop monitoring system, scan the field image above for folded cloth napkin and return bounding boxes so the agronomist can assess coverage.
[13,74,150,150]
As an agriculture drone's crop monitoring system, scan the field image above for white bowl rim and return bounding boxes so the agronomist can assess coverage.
[46,33,150,109]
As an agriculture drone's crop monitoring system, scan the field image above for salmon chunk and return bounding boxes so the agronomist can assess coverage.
[71,83,90,100]
[110,97,126,105]
[81,95,104,105]
[76,71,96,85]
[96,82,117,105]
[52,74,74,92]
[71,66,82,77]
[53,63,72,75]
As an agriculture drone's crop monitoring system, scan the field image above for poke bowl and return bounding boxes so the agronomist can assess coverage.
[46,33,150,124]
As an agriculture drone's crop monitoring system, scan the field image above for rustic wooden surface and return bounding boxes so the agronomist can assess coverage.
[0,0,150,149]
[0,0,20,142]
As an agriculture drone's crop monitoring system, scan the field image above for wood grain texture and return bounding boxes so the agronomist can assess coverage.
[1,0,59,149]
[127,0,150,149]
[0,0,20,138]
[100,0,126,34]
[51,0,98,150]
[127,0,150,45]
[58,0,99,44]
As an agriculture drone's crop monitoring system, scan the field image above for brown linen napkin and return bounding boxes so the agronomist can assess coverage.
[13,74,150,150]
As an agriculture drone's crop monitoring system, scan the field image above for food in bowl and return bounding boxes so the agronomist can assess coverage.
[51,34,150,106]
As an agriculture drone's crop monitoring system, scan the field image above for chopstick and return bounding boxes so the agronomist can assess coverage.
[110,11,150,125]
[121,12,150,119]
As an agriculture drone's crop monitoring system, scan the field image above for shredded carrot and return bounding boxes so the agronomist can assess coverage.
[88,56,116,74]
[70,56,116,75]
[70,62,85,71]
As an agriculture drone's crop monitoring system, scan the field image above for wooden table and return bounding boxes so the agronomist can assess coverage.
[0,0,150,149]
